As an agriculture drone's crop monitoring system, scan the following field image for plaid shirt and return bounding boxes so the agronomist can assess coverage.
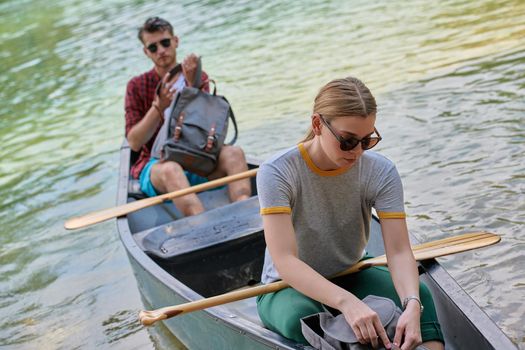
[124,68,209,179]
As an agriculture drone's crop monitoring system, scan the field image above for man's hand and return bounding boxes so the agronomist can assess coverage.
[182,53,199,88]
[155,70,178,111]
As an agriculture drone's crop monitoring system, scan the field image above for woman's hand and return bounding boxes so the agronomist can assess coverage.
[393,302,422,350]
[340,297,392,349]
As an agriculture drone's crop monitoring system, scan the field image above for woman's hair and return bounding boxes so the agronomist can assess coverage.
[302,77,377,142]
[138,17,174,43]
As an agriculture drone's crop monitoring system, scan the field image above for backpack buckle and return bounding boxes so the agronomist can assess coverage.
[174,112,184,141]
[205,123,216,151]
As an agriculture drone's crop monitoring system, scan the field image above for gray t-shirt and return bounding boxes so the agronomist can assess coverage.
[257,143,406,284]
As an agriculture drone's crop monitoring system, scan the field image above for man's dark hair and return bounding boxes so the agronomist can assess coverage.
[138,17,174,43]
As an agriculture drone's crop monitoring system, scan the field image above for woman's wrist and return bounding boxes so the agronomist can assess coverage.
[403,296,424,314]
[335,292,359,313]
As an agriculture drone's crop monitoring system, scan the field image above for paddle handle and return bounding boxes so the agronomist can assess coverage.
[64,168,258,230]
[139,280,288,326]
[138,232,500,326]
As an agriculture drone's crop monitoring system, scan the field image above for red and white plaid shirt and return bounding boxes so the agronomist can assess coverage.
[124,68,209,179]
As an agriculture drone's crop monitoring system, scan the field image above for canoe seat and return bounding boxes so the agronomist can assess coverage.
[133,195,262,259]
[133,195,265,296]
[126,186,231,234]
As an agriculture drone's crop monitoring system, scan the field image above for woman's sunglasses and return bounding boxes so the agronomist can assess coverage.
[146,38,171,53]
[319,114,382,151]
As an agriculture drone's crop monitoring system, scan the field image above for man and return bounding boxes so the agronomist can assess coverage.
[125,17,251,216]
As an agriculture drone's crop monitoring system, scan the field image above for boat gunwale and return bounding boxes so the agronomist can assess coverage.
[419,259,517,349]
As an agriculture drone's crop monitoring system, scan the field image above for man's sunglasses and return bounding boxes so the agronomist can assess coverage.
[319,114,382,151]
[146,38,171,53]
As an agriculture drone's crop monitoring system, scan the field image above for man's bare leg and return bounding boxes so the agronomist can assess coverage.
[150,160,205,216]
[209,145,251,202]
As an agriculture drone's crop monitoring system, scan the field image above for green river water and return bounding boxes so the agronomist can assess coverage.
[0,0,524,348]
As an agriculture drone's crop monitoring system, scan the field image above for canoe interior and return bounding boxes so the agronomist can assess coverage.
[128,168,264,297]
[119,145,517,350]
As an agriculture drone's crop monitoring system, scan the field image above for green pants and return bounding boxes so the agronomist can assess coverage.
[256,266,444,345]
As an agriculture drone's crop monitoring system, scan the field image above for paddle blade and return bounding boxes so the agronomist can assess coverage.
[334,232,500,277]
[411,232,500,261]
[64,196,163,230]
[64,168,258,230]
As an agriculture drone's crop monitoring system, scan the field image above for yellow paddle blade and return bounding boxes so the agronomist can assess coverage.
[64,168,258,230]
[346,232,500,274]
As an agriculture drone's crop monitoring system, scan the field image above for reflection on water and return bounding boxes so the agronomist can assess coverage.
[0,0,524,348]
[102,309,146,344]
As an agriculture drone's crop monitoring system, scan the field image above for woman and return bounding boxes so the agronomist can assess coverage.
[256,77,444,350]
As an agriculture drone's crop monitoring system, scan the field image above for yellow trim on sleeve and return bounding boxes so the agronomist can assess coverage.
[377,211,406,219]
[260,207,292,215]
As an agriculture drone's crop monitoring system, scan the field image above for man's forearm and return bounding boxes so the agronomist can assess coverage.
[127,105,163,151]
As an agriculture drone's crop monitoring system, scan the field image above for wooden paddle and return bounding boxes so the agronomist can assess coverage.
[139,231,500,326]
[64,168,258,230]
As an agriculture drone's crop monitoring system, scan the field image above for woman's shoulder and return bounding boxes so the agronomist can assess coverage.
[258,145,302,187]
[261,145,301,169]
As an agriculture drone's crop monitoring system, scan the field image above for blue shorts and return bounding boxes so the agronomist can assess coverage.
[139,158,209,197]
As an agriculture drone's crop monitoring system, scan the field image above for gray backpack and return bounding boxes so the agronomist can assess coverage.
[152,59,237,177]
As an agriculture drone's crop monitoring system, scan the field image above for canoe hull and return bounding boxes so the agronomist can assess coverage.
[116,143,516,350]
[126,249,284,350]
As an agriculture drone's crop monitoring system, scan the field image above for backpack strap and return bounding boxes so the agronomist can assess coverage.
[156,63,182,96]
[223,96,238,145]
[193,56,203,89]
[193,57,238,145]
[202,79,217,95]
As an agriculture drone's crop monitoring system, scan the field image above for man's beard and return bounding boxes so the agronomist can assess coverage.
[157,55,175,68]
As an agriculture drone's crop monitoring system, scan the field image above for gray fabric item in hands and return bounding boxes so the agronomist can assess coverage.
[300,295,428,350]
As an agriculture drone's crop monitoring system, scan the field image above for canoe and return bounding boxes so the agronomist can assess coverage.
[116,142,516,350]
